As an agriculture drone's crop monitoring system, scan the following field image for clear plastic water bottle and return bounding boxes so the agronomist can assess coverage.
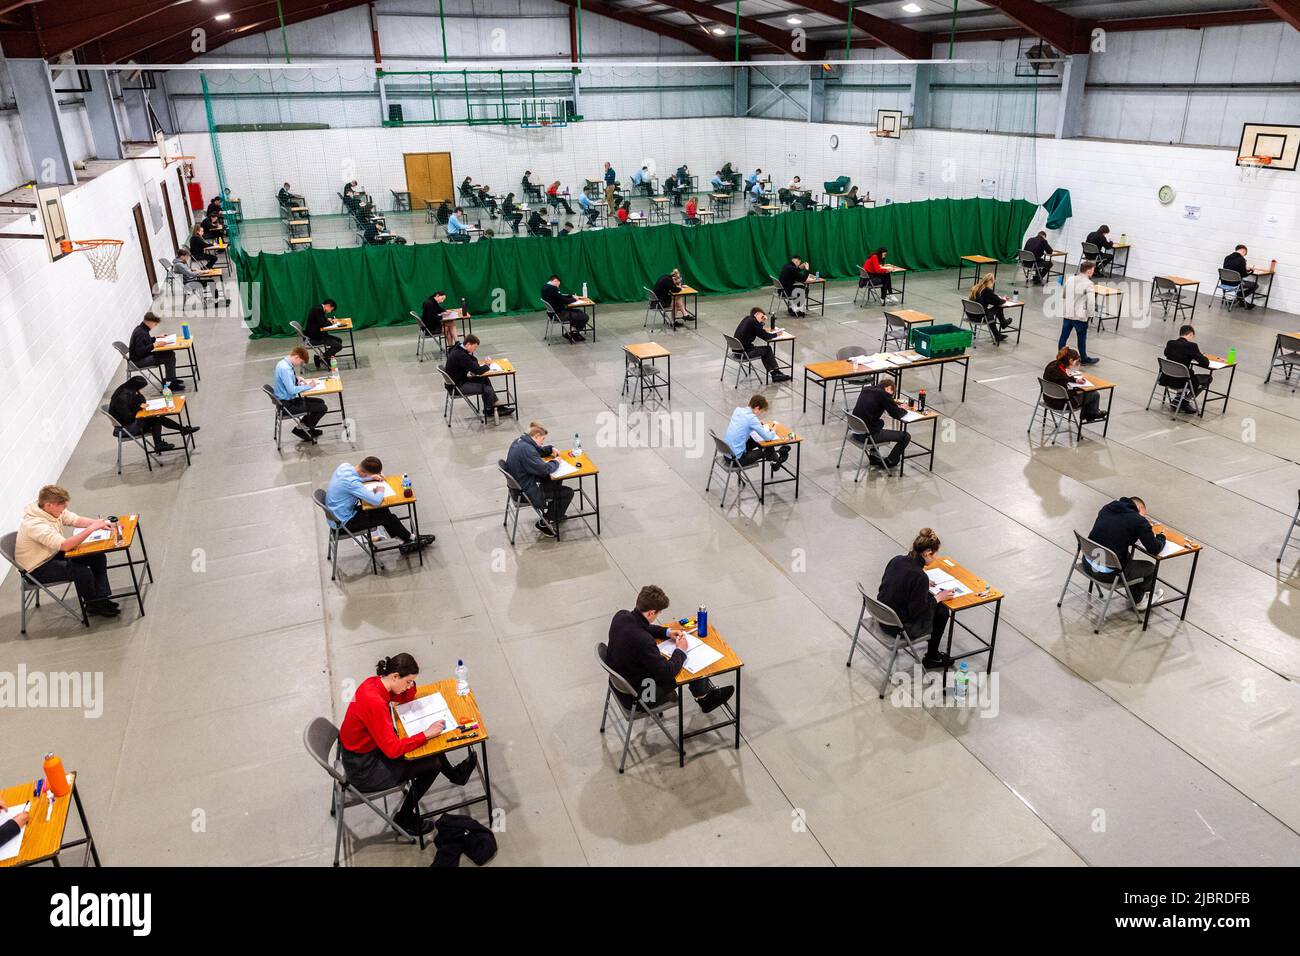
[954,661,970,701]
[573,433,582,455]
[402,473,412,498]
[455,659,469,697]
[329,356,338,376]
[162,383,173,410]
[581,281,588,299]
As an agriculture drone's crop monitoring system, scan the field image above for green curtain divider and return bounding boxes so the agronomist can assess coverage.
[237,197,1037,338]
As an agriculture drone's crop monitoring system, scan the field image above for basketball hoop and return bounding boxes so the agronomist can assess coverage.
[164,154,196,168]
[60,239,124,282]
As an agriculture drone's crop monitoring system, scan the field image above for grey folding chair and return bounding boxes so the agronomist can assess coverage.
[643,287,672,332]
[1017,250,1039,283]
[1057,531,1146,633]
[112,341,166,391]
[704,429,762,509]
[1146,357,1198,417]
[498,460,554,544]
[303,717,418,867]
[99,405,155,475]
[836,412,897,480]
[831,346,871,409]
[312,489,381,580]
[960,298,995,347]
[1081,241,1108,278]
[262,383,316,450]
[596,642,681,774]
[767,274,798,316]
[157,257,176,295]
[1,531,89,635]
[542,303,566,344]
[1279,490,1300,563]
[880,312,908,352]
[1265,335,1300,388]
[622,350,666,404]
[1150,276,1188,322]
[438,366,483,427]
[1027,378,1080,445]
[1213,268,1244,311]
[853,268,880,307]
[720,333,763,389]
[411,310,441,362]
[290,320,329,366]
[846,584,927,698]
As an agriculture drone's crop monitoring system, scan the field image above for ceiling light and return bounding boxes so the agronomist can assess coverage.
[901,2,923,12]
[712,27,726,35]
[215,12,231,20]
[787,16,802,24]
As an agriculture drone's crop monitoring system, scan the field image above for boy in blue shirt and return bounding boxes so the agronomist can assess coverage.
[723,394,789,472]
[325,456,435,556]
[273,346,327,441]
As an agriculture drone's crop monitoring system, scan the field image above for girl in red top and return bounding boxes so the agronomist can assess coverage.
[547,181,573,215]
[684,197,699,223]
[338,654,477,837]
[860,246,894,296]
[616,201,631,225]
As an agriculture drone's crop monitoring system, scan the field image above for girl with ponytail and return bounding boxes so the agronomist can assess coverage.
[1041,346,1103,421]
[877,528,954,669]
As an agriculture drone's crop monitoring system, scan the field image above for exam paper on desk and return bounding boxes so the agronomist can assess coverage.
[0,802,29,862]
[394,691,456,738]
[658,635,724,674]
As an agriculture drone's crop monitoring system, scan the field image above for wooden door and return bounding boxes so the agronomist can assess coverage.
[403,151,453,209]
[133,203,157,292]
[161,181,179,252]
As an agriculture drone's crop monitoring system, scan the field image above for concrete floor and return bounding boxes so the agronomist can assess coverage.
[2,263,1298,867]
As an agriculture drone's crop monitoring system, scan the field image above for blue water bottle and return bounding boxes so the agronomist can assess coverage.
[697,604,708,638]
[181,322,190,340]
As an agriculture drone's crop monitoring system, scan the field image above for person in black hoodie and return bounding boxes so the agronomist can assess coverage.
[540,276,589,342]
[1043,347,1103,421]
[304,298,342,369]
[1222,244,1258,309]
[109,376,198,454]
[605,584,733,713]
[1085,224,1114,273]
[778,256,810,316]
[878,528,953,668]
[189,224,218,269]
[445,334,513,422]
[1159,324,1212,411]
[733,307,790,381]
[1024,230,1053,284]
[850,380,910,470]
[652,269,690,326]
[421,290,457,346]
[128,311,185,391]
[527,208,551,237]
[1085,496,1166,608]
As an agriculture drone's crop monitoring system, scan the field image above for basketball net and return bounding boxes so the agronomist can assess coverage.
[60,239,124,282]
[1238,155,1271,182]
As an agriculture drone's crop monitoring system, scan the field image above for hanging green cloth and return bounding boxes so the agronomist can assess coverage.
[234,197,1038,338]
[1043,188,1072,230]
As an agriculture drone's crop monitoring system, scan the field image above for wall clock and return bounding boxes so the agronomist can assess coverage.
[1157,184,1176,204]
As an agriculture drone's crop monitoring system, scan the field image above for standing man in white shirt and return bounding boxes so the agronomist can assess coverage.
[1058,260,1100,366]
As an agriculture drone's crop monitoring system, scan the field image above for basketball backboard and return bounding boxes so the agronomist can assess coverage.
[875,109,903,139]
[1236,123,1299,171]
[37,185,70,261]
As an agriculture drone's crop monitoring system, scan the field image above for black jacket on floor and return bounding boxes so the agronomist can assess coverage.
[429,813,497,867]
[605,608,685,708]
[1087,497,1165,566]
[878,553,934,631]
[852,385,907,433]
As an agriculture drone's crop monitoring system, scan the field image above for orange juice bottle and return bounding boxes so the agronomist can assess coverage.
[43,752,70,797]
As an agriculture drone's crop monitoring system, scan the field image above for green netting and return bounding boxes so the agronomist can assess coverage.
[236,197,1037,337]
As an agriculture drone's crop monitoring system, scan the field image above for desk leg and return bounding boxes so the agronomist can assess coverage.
[794,441,801,499]
[1102,389,1114,437]
[987,598,1002,672]
[126,542,145,617]
[1142,560,1158,631]
[413,502,423,568]
[667,354,672,402]
[941,610,958,698]
[480,740,494,819]
[1182,548,1200,621]
[73,787,100,867]
[678,686,686,768]
[938,362,945,393]
[961,358,970,402]
[137,524,154,584]
[802,370,809,414]
[594,473,601,535]
[734,669,742,750]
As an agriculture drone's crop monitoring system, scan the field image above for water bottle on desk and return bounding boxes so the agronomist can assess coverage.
[697,605,708,639]
[581,281,588,300]
[402,473,412,498]
[455,659,470,696]
[573,433,582,456]
[181,322,190,340]
[162,383,173,410]
[1227,347,1236,365]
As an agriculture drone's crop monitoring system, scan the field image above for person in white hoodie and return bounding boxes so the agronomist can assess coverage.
[1058,260,1100,366]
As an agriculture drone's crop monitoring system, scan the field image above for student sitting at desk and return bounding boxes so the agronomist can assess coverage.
[172,249,227,303]
[521,170,536,194]
[343,180,357,198]
[663,172,682,206]
[749,178,767,205]
[653,269,690,326]
[1160,324,1212,411]
[326,457,435,556]
[273,346,327,441]
[746,168,762,190]
[446,334,514,422]
[615,201,631,226]
[577,192,599,227]
[16,485,119,618]
[860,246,895,296]
[1085,224,1114,271]
[710,170,727,192]
[606,585,733,713]
[506,422,574,536]
[1024,230,1053,284]
[200,210,226,242]
[129,311,186,392]
[778,255,810,316]
[0,797,28,846]
[277,182,293,206]
[630,166,649,195]
[475,185,497,217]
[684,196,699,224]
[1223,244,1258,309]
[304,298,343,369]
[675,163,689,184]
[446,206,470,240]
[500,193,524,232]
[109,375,197,455]
[541,276,590,342]
[878,528,954,669]
[1043,347,1103,422]
[724,393,790,473]
[189,224,218,269]
[435,200,452,226]
[969,272,1012,344]
[558,221,575,236]
[547,181,574,215]
[843,185,862,208]
[339,653,476,838]
[850,380,911,470]
[528,208,551,236]
[734,307,790,382]
[421,290,459,347]
[1086,496,1166,609]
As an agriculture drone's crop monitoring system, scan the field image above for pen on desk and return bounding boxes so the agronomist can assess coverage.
[33,779,43,799]
[45,790,54,821]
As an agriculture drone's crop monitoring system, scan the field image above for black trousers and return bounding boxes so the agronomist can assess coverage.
[340,746,462,819]
[738,436,789,467]
[552,196,574,214]
[29,554,110,606]
[524,482,575,524]
[745,344,779,373]
[310,334,343,361]
[136,351,178,382]
[869,427,911,464]
[1030,257,1051,282]
[902,602,951,658]
[283,396,327,429]
[457,380,498,412]
[859,273,893,294]
[561,308,589,331]
[121,416,186,450]
[343,508,412,543]
[1090,557,1157,604]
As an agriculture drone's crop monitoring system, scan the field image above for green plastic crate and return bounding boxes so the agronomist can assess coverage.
[909,323,972,358]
